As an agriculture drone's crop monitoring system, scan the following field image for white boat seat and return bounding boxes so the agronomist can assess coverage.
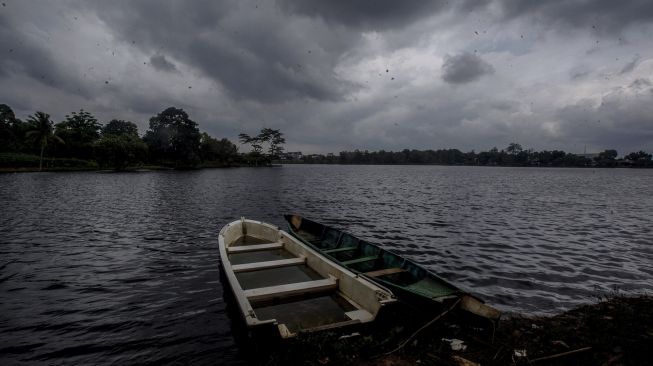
[227,242,283,254]
[231,257,306,273]
[244,277,337,303]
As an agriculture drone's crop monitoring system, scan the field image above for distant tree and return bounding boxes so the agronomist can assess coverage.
[506,142,523,155]
[102,119,139,137]
[595,149,618,167]
[94,119,146,170]
[238,133,263,154]
[143,107,201,167]
[25,112,64,171]
[94,134,147,170]
[625,151,652,167]
[262,128,285,159]
[0,104,15,125]
[238,128,285,165]
[477,147,501,165]
[0,104,19,152]
[199,133,238,165]
[55,109,101,159]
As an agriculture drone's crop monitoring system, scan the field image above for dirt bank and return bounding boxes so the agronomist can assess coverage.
[257,295,651,366]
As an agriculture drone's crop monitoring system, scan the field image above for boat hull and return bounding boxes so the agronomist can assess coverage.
[284,215,500,320]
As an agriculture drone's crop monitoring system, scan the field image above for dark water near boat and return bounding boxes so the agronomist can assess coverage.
[1,165,652,365]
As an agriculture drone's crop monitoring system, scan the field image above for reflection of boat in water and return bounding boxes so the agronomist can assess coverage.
[284,215,500,320]
[218,218,396,338]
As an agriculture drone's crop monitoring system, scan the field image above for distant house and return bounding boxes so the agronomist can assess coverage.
[574,152,599,166]
[281,151,303,160]
[575,153,600,160]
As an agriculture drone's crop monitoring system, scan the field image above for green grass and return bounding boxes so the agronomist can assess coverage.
[0,152,99,171]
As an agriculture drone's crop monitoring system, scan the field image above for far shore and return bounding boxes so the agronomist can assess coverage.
[2,161,652,174]
[0,163,241,174]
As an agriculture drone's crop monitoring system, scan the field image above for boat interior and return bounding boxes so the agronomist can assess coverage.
[219,219,392,337]
[286,215,460,300]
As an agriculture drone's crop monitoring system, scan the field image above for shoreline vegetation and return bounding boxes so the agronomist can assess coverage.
[2,103,651,173]
[254,294,651,366]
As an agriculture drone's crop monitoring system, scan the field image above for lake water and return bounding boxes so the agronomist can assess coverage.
[1,165,652,365]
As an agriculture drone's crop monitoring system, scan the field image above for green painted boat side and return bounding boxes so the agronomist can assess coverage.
[283,215,467,305]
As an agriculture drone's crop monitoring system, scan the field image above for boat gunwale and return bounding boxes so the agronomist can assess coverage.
[218,219,278,328]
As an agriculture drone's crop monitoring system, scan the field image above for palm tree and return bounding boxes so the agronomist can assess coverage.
[26,112,64,171]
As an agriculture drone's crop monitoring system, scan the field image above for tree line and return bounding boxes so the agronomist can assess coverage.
[0,104,240,170]
[303,143,652,167]
[2,101,650,170]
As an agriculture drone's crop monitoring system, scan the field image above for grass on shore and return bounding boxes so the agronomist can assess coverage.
[0,152,242,172]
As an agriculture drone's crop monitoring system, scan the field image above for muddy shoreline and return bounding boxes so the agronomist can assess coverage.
[246,295,651,366]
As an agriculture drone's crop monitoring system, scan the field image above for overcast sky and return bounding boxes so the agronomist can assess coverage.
[2,1,652,154]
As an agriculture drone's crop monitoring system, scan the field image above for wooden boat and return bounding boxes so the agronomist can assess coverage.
[219,218,396,338]
[284,215,500,320]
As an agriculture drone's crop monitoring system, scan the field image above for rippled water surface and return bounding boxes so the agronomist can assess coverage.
[1,165,652,364]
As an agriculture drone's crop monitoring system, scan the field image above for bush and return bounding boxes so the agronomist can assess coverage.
[94,134,148,170]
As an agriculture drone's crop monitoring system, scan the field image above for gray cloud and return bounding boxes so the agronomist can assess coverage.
[555,79,653,153]
[149,54,178,73]
[89,0,359,103]
[630,78,652,89]
[0,13,91,98]
[620,55,640,74]
[278,0,445,29]
[441,53,494,84]
[499,0,653,33]
[570,68,590,80]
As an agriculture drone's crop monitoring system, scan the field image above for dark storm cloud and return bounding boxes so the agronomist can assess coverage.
[1,0,652,154]
[149,54,178,73]
[499,0,653,33]
[441,53,494,84]
[89,0,359,103]
[277,0,445,29]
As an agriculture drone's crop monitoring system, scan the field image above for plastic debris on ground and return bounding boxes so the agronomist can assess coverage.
[441,338,467,351]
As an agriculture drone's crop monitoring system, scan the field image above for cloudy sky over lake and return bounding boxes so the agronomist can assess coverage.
[2,0,652,154]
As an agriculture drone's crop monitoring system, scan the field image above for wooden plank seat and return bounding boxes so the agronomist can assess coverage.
[231,257,306,273]
[244,277,338,303]
[342,255,378,266]
[323,246,358,254]
[364,267,407,277]
[300,319,361,333]
[227,242,283,254]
